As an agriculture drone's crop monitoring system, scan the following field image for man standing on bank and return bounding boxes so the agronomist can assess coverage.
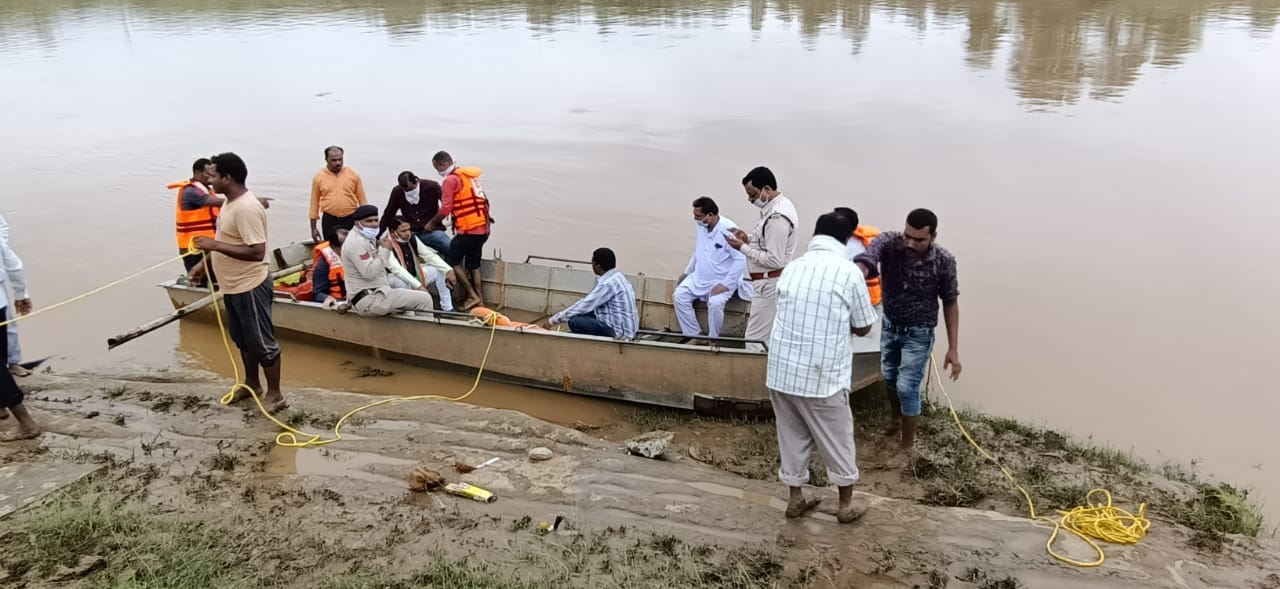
[854,208,960,454]
[726,166,799,352]
[193,152,287,414]
[427,151,491,311]
[309,146,367,244]
[0,213,32,378]
[768,213,877,522]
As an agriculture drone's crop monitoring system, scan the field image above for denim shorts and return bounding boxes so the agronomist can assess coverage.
[880,318,935,416]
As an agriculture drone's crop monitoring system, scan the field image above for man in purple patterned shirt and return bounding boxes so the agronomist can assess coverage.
[855,208,961,456]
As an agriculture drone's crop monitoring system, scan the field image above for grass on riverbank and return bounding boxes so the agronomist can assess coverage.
[1,473,790,589]
[619,383,1266,545]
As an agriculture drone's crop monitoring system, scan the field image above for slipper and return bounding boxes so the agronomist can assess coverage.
[785,497,821,518]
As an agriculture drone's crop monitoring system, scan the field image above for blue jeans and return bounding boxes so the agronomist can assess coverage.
[413,230,452,258]
[880,318,935,417]
[567,314,616,338]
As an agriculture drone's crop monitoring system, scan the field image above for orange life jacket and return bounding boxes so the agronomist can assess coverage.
[853,225,882,306]
[448,167,490,233]
[312,242,346,301]
[170,179,221,249]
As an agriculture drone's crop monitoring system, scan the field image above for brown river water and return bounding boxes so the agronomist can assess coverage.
[2,0,1278,519]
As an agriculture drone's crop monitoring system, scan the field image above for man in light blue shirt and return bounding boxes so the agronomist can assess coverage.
[548,248,639,340]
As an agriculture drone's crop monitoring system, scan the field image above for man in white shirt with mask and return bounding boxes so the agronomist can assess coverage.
[727,166,799,353]
[673,197,749,340]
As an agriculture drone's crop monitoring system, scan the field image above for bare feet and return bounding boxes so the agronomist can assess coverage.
[229,384,260,405]
[260,392,287,414]
[9,364,31,378]
[785,495,821,518]
[884,447,920,470]
[882,422,900,437]
[460,297,483,312]
[837,497,869,523]
[5,425,42,441]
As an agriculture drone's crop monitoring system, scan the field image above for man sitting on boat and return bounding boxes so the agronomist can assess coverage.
[312,227,349,311]
[545,248,639,340]
[340,205,438,317]
[673,196,749,340]
[386,216,457,313]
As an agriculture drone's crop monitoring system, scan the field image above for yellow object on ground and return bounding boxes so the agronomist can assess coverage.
[928,355,1151,568]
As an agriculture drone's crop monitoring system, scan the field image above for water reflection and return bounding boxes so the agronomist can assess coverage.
[1,0,1275,107]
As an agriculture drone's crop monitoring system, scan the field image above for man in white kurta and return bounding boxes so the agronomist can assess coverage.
[727,167,799,353]
[673,197,748,339]
[0,213,31,377]
[767,213,878,523]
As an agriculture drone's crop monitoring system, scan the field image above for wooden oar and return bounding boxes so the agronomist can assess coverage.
[107,263,306,350]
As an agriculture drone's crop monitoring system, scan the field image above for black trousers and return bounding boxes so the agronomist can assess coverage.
[0,307,24,409]
[321,213,356,242]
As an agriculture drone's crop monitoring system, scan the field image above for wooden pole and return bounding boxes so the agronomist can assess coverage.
[106,263,307,350]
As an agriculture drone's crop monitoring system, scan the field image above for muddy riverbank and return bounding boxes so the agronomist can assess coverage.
[2,370,1277,588]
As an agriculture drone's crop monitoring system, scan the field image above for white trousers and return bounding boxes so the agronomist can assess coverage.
[673,282,732,338]
[388,267,453,312]
[744,278,777,352]
[771,389,860,488]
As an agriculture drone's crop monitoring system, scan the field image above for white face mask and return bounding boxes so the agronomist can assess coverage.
[404,185,421,205]
[752,195,768,209]
[696,219,709,228]
[437,164,456,178]
[358,225,379,240]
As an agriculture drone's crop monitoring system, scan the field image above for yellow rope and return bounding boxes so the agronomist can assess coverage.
[927,355,1151,567]
[197,248,500,448]
[0,254,188,328]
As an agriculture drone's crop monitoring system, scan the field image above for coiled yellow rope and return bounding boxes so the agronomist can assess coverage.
[196,248,500,448]
[927,355,1151,567]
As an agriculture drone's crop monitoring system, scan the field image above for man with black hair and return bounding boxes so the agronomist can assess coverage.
[674,197,747,340]
[768,213,877,523]
[193,152,287,413]
[381,171,450,257]
[340,205,438,317]
[855,208,960,455]
[429,151,490,310]
[309,146,367,244]
[831,206,882,306]
[546,248,639,340]
[172,158,272,287]
[726,166,799,353]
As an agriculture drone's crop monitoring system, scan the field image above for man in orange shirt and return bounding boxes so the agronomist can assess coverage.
[309,146,367,244]
[427,151,491,310]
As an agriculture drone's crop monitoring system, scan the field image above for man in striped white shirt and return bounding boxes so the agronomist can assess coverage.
[548,248,639,340]
[767,213,878,523]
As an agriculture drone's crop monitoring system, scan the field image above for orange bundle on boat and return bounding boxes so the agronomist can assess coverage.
[469,307,544,330]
